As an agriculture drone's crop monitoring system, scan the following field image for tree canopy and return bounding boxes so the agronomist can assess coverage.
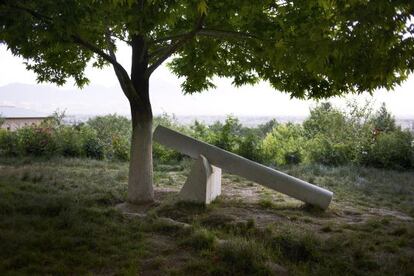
[1,0,413,99]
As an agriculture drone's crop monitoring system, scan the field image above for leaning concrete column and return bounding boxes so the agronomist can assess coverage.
[179,154,221,204]
[153,125,333,209]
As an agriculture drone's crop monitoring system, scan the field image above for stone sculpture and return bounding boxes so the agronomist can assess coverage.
[153,125,333,209]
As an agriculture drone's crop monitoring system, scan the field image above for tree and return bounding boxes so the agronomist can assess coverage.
[209,116,243,151]
[303,102,345,139]
[1,0,413,204]
[371,102,397,133]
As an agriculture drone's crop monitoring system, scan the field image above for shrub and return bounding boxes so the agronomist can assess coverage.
[87,114,131,148]
[54,126,83,157]
[284,149,302,165]
[303,102,373,166]
[208,116,242,152]
[153,143,183,163]
[190,120,208,140]
[257,119,278,137]
[152,113,187,163]
[80,127,105,159]
[237,133,263,162]
[371,103,396,133]
[112,135,130,161]
[365,130,414,169]
[154,113,180,130]
[17,126,56,156]
[306,135,354,166]
[41,110,66,129]
[261,123,305,165]
[0,129,19,156]
[303,102,345,139]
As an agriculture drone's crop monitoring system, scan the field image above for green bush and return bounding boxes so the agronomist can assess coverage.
[371,103,396,133]
[153,143,183,163]
[112,135,130,161]
[54,126,83,157]
[303,103,352,166]
[257,119,278,138]
[190,120,209,140]
[306,135,354,166]
[17,126,56,156]
[303,102,345,139]
[208,116,242,152]
[0,129,19,156]
[153,113,186,163]
[80,127,105,159]
[87,114,131,150]
[237,133,263,162]
[303,102,373,166]
[0,105,412,171]
[261,123,305,165]
[365,130,414,169]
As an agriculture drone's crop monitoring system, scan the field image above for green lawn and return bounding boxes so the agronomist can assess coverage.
[0,157,413,275]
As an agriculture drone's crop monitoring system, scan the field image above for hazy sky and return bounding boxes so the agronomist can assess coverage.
[1,44,413,117]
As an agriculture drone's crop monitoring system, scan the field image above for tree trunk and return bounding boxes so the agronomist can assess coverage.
[126,35,154,204]
[127,103,154,204]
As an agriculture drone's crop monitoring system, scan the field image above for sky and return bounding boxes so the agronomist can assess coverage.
[1,44,413,118]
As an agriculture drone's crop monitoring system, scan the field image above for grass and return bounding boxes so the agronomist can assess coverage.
[0,157,413,275]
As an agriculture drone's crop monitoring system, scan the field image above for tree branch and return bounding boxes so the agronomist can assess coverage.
[6,3,52,22]
[110,33,132,46]
[148,32,193,45]
[7,4,120,68]
[145,39,189,78]
[71,35,116,65]
[197,28,263,41]
[6,3,142,104]
[148,45,171,59]
[104,31,142,104]
[145,15,205,78]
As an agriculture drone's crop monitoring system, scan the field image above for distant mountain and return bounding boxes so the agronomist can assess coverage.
[0,81,314,117]
[0,83,129,116]
[1,83,413,131]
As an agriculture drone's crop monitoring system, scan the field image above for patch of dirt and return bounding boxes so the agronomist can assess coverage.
[116,202,156,217]
[154,187,179,200]
[331,206,413,227]
[115,188,178,217]
[221,178,267,203]
[367,208,413,221]
[199,204,285,230]
[158,172,413,235]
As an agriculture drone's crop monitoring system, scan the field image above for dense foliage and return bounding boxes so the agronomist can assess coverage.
[0,103,413,170]
[1,1,413,97]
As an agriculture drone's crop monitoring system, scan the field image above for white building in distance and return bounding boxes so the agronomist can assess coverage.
[0,106,50,131]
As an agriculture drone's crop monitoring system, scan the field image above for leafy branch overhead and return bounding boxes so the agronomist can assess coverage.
[1,0,413,98]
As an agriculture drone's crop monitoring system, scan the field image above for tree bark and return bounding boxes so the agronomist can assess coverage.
[128,103,154,204]
[126,35,154,204]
